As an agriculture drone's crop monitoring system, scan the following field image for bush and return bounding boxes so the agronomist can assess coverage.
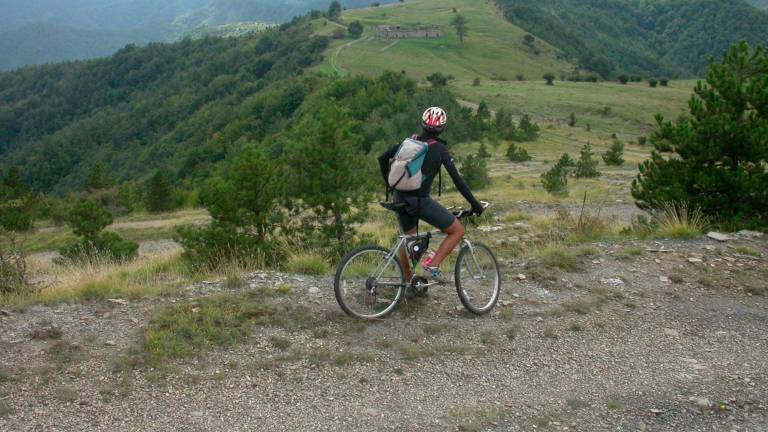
[618,75,629,84]
[543,73,555,85]
[506,143,532,162]
[602,140,625,166]
[541,165,568,195]
[575,143,600,178]
[285,252,331,275]
[516,115,540,141]
[632,42,768,228]
[516,74,525,81]
[478,142,491,158]
[557,153,576,168]
[637,136,648,146]
[461,154,491,190]
[426,72,449,87]
[144,171,179,213]
[472,77,481,86]
[66,199,112,239]
[59,232,139,263]
[176,145,284,269]
[348,21,363,38]
[568,112,576,127]
[649,79,658,88]
[659,78,669,86]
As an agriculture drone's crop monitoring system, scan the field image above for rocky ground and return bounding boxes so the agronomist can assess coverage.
[1,234,766,432]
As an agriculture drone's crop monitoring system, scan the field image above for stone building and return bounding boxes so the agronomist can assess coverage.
[376,25,444,39]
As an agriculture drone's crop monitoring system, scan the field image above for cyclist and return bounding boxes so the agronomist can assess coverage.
[378,106,484,283]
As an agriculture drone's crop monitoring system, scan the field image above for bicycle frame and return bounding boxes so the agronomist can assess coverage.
[369,225,481,288]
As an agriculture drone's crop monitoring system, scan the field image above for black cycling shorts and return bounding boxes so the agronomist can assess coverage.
[393,192,456,232]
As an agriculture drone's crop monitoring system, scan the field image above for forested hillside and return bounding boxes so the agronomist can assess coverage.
[0,0,396,70]
[0,22,330,192]
[495,0,768,78]
[0,17,489,194]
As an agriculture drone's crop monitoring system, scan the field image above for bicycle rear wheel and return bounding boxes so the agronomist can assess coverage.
[334,245,406,319]
[455,242,501,315]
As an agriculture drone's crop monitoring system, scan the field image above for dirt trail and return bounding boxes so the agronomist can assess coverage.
[1,236,766,431]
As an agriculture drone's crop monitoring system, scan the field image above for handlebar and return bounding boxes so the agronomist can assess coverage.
[449,201,490,219]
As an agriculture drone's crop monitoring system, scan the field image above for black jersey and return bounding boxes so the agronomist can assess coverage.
[378,133,481,209]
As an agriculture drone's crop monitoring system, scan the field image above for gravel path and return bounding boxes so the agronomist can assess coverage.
[1,237,766,431]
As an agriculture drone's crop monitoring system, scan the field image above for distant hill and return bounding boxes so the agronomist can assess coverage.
[314,0,576,82]
[495,0,768,78]
[0,23,330,192]
[0,0,397,70]
[748,0,768,9]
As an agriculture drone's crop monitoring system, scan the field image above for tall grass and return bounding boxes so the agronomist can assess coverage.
[653,202,706,239]
[1,249,190,305]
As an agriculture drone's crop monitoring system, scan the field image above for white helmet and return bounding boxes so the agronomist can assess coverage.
[422,107,447,133]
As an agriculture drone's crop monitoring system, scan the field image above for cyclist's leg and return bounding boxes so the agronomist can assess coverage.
[417,198,465,268]
[398,227,417,281]
[395,202,418,281]
[432,219,465,267]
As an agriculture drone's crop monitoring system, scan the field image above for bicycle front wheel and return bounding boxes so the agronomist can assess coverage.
[455,242,501,315]
[334,245,406,319]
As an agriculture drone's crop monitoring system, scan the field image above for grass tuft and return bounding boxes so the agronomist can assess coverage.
[654,202,706,239]
[285,252,331,275]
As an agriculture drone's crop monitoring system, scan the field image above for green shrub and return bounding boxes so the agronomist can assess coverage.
[285,252,331,275]
[602,140,625,166]
[516,115,540,142]
[575,143,601,178]
[632,42,768,229]
[348,21,363,38]
[541,165,568,195]
[478,142,491,158]
[461,154,491,190]
[144,171,179,213]
[506,143,532,162]
[66,199,112,239]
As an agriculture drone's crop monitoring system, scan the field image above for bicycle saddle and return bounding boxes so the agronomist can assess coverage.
[379,201,408,213]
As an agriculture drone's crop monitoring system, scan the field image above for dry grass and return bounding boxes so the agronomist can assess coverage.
[654,202,706,239]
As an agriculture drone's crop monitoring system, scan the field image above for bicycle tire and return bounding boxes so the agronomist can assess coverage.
[455,242,501,315]
[334,245,406,319]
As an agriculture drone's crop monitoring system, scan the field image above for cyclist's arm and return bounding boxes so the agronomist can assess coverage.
[441,150,482,210]
[378,145,399,184]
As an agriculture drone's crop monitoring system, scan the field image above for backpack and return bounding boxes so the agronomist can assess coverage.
[387,135,438,192]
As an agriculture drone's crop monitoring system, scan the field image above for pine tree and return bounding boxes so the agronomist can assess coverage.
[461,154,491,190]
[287,104,373,245]
[568,112,577,127]
[85,163,114,192]
[506,143,532,162]
[144,170,176,213]
[602,140,625,166]
[517,115,540,141]
[478,142,491,158]
[451,15,468,43]
[632,42,768,228]
[575,143,600,178]
[327,1,342,21]
[541,164,568,195]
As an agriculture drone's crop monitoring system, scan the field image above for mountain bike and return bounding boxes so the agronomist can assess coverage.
[334,201,500,319]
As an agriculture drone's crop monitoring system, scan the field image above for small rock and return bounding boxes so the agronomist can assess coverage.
[659,276,670,283]
[650,409,663,415]
[191,411,204,417]
[592,259,602,264]
[308,287,321,295]
[707,232,731,242]
[516,273,527,280]
[104,340,116,347]
[663,328,680,337]
[737,230,763,239]
[687,257,703,263]
[692,397,711,411]
[107,298,129,305]
[0,309,10,316]
[365,408,380,417]
[601,278,624,287]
